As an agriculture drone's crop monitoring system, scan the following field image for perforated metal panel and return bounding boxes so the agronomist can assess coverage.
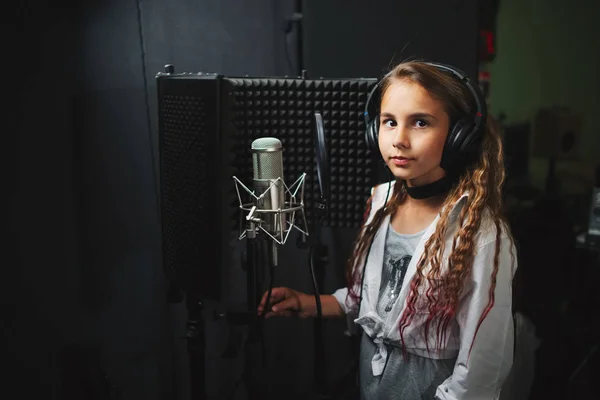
[157,75,221,299]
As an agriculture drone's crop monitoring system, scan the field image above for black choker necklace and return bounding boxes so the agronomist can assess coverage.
[404,174,456,199]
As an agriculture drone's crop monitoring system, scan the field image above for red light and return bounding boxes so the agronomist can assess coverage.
[481,30,495,55]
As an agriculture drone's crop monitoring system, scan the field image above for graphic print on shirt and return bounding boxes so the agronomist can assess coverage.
[383,255,412,312]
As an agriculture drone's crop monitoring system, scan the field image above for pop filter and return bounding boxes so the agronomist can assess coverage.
[313,112,329,215]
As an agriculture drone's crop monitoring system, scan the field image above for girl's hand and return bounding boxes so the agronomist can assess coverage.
[257,287,315,319]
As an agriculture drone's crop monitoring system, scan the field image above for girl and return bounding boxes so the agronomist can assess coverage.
[258,61,517,400]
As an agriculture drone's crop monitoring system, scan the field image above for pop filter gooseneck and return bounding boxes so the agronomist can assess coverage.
[311,111,329,396]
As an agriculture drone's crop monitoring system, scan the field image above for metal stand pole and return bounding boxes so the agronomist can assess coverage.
[185,294,207,400]
[243,221,265,400]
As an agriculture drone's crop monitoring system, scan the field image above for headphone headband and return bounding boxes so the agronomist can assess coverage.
[424,62,487,143]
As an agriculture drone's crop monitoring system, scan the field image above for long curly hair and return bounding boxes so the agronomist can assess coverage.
[346,61,513,355]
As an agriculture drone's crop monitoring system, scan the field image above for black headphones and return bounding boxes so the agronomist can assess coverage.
[363,62,487,172]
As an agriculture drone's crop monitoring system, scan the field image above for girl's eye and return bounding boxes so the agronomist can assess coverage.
[415,119,428,128]
[382,118,397,128]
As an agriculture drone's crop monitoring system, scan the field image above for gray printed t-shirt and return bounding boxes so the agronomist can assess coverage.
[360,224,457,400]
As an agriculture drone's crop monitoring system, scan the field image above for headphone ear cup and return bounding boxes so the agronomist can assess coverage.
[442,117,473,170]
[459,122,481,154]
[365,114,380,154]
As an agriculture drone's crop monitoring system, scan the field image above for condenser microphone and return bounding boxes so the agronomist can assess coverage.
[252,137,286,266]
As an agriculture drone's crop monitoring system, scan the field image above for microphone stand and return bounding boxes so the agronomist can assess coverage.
[185,293,207,400]
[242,217,266,400]
[309,111,331,398]
[312,198,329,399]
[214,215,266,400]
[165,277,207,400]
[298,196,329,398]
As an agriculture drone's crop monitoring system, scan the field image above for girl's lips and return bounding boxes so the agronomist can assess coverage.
[391,156,413,166]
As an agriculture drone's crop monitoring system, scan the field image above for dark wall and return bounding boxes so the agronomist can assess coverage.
[5,1,294,399]
[303,0,480,79]
[5,3,84,399]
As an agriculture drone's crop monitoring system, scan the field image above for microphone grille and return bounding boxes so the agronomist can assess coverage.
[251,137,282,150]
[252,137,283,180]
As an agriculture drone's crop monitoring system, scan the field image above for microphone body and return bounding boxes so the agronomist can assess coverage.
[251,137,286,266]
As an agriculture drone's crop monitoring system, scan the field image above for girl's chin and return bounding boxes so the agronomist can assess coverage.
[387,165,415,180]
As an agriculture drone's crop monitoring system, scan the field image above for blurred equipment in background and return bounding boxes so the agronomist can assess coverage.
[533,107,582,160]
[586,165,600,249]
[478,69,491,99]
[502,122,531,184]
[504,108,599,399]
[532,107,582,196]
[478,0,500,62]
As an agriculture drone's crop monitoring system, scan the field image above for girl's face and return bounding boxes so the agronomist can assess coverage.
[378,78,450,187]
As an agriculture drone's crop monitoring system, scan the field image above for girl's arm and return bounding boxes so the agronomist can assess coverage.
[435,235,517,400]
[258,288,344,318]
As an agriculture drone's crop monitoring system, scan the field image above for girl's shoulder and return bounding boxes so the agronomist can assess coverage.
[444,192,513,248]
